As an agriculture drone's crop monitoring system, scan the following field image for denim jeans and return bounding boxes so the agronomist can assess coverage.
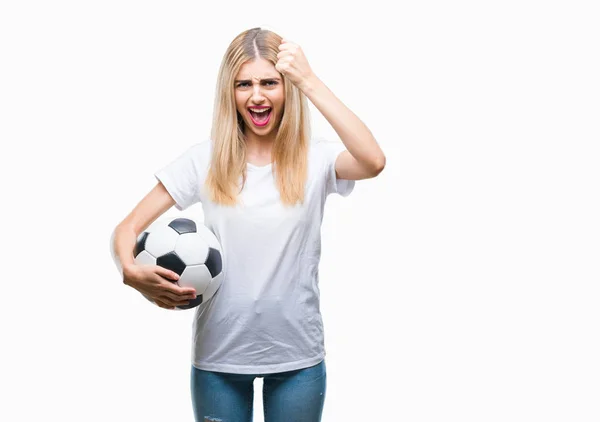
[190,359,327,422]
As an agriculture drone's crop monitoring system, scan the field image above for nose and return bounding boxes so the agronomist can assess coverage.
[250,82,266,102]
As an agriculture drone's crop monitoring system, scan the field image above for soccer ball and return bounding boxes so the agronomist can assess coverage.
[133,216,224,310]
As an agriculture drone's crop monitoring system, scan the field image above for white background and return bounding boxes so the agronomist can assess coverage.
[1,1,599,421]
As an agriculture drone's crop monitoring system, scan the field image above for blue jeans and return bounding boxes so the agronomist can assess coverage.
[190,359,327,422]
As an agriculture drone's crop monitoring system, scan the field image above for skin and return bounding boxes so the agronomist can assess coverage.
[234,57,285,163]
[236,39,386,177]
[114,40,384,312]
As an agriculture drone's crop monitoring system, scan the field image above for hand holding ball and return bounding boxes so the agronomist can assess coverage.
[131,217,224,310]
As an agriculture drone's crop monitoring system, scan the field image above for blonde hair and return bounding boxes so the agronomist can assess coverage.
[205,27,311,207]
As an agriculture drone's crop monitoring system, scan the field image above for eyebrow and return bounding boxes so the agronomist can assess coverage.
[234,77,281,83]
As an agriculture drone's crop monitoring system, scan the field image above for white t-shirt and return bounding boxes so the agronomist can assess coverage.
[154,138,354,374]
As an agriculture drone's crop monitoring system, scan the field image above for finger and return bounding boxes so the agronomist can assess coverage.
[153,283,188,302]
[157,295,191,308]
[275,61,290,73]
[155,277,196,300]
[156,265,180,282]
[154,298,175,310]
[278,40,294,51]
[164,290,196,302]
[159,290,184,302]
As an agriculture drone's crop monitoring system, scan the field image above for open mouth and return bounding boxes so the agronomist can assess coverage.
[248,107,272,127]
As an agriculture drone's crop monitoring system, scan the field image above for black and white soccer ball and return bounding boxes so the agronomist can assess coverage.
[133,216,224,310]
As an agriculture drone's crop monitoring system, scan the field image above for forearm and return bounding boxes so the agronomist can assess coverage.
[300,75,385,170]
[110,224,137,281]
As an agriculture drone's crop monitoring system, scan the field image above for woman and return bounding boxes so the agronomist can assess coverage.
[111,27,385,422]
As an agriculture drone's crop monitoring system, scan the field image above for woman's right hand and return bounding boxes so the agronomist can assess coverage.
[123,264,197,310]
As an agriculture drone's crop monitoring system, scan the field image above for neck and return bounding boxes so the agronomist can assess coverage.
[244,133,274,156]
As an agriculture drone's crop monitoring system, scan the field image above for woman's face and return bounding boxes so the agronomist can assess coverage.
[234,57,285,138]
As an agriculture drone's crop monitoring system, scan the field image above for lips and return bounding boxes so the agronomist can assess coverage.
[248,107,272,127]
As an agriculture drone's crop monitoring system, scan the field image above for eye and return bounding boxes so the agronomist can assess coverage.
[236,80,278,88]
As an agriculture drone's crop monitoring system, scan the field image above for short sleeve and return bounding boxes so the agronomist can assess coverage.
[154,142,208,211]
[318,140,355,197]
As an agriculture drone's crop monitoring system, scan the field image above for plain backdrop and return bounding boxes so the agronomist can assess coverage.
[1,1,599,421]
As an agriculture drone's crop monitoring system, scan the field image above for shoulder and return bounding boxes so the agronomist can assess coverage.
[175,139,213,167]
[157,139,213,176]
[189,138,213,158]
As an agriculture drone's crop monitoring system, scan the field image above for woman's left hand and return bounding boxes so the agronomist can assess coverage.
[276,39,317,92]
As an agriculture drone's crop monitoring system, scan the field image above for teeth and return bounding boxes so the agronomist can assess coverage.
[249,108,271,113]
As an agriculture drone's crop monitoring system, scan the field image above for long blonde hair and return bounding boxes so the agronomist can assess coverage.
[205,27,311,207]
